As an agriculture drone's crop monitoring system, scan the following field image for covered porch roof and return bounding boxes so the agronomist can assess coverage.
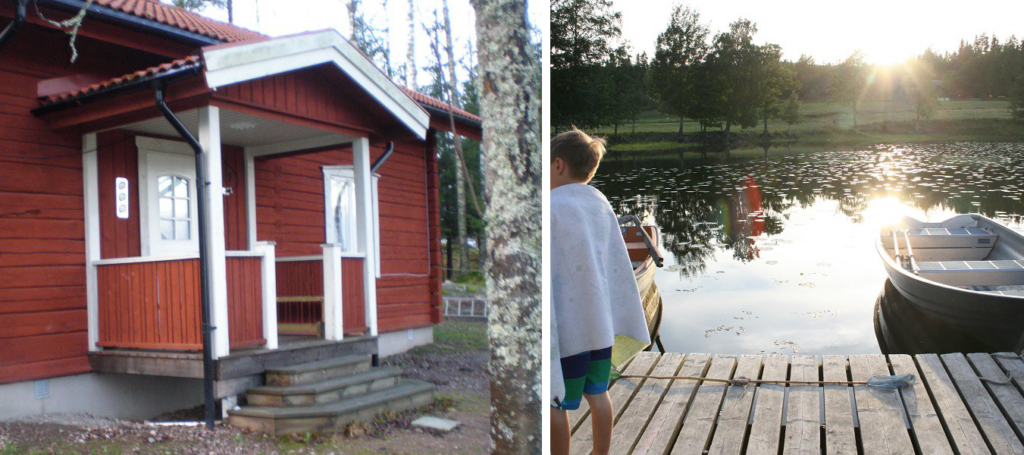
[32,29,482,143]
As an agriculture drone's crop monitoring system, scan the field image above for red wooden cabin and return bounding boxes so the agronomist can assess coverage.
[0,0,479,419]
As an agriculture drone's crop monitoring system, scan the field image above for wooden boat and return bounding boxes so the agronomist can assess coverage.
[877,214,1024,351]
[621,218,666,352]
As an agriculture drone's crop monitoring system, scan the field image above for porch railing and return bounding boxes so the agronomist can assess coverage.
[276,245,367,339]
[95,249,273,351]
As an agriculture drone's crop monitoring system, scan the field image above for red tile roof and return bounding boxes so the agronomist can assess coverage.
[91,0,263,42]
[401,87,482,124]
[41,55,201,105]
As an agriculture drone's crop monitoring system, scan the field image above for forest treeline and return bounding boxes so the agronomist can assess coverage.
[551,0,1024,134]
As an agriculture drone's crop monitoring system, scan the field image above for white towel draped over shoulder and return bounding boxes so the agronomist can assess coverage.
[550,184,651,404]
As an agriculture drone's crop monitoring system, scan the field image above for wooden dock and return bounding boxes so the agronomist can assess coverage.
[567,351,1024,454]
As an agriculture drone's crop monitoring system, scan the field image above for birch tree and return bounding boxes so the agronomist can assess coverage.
[441,0,468,276]
[469,0,541,451]
[406,0,417,88]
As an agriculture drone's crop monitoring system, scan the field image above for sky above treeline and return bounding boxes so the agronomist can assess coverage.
[183,0,544,88]
[614,0,1024,65]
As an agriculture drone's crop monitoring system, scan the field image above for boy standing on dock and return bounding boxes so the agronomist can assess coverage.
[550,129,651,455]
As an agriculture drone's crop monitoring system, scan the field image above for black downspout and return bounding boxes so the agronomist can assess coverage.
[0,0,29,54]
[370,142,394,172]
[369,142,391,368]
[152,81,217,430]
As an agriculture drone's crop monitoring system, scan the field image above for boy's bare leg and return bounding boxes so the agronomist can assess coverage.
[585,392,613,455]
[551,407,571,455]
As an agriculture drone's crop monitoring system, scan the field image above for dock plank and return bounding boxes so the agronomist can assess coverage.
[915,354,990,454]
[992,352,1024,390]
[969,353,1024,442]
[669,354,737,455]
[569,351,660,455]
[822,355,857,455]
[632,353,712,455]
[849,354,914,454]
[609,353,686,454]
[942,353,1024,454]
[708,354,763,455]
[783,355,821,454]
[744,354,789,454]
[888,354,953,455]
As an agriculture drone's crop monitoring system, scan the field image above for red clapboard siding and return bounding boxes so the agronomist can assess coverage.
[226,256,265,349]
[222,145,249,250]
[426,132,444,324]
[97,130,141,259]
[0,22,236,384]
[214,65,393,135]
[342,258,366,334]
[96,259,202,351]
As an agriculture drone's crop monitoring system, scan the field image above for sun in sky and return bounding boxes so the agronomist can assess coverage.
[614,0,1024,65]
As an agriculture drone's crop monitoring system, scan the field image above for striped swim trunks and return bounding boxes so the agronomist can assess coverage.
[553,346,613,411]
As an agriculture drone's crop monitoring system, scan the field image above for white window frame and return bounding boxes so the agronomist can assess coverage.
[323,166,380,275]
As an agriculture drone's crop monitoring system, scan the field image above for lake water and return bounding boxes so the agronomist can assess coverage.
[591,142,1024,355]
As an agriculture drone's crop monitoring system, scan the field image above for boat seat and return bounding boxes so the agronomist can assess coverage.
[917,260,1024,286]
[903,227,997,249]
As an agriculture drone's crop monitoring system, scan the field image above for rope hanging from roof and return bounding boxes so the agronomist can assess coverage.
[34,0,94,62]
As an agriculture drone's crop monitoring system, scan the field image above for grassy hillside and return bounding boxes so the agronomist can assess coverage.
[589,100,1022,147]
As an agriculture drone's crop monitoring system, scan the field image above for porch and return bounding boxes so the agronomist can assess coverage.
[29,30,442,379]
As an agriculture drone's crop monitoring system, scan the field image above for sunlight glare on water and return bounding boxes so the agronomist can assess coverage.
[591,143,1024,355]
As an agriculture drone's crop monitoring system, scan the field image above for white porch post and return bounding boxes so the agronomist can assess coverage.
[322,244,345,340]
[82,133,101,352]
[254,241,278,349]
[198,106,231,358]
[352,137,378,336]
[244,149,258,250]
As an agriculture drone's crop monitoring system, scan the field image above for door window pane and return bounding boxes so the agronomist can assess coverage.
[159,198,172,218]
[160,220,174,240]
[157,175,192,241]
[175,221,190,240]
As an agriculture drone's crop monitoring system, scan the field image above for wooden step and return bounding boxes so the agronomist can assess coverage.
[246,368,403,407]
[228,380,435,436]
[264,355,370,387]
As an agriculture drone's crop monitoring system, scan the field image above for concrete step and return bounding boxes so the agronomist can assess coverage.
[264,354,370,387]
[246,367,403,407]
[228,380,435,436]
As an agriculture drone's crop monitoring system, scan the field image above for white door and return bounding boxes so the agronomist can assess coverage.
[142,151,199,256]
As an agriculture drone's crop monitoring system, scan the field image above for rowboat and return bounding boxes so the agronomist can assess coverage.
[877,214,1024,351]
[620,216,665,353]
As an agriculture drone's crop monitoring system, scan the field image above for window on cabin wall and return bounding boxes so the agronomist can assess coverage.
[324,167,379,264]
[158,175,192,241]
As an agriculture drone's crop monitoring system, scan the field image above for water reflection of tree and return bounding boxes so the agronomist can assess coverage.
[606,161,791,278]
[595,143,1024,278]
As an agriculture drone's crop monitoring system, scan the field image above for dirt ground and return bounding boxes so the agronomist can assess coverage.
[0,321,490,454]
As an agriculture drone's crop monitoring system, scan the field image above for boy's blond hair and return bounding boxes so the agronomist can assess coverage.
[551,128,605,182]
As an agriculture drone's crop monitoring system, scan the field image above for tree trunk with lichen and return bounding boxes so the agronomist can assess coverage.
[470,0,541,452]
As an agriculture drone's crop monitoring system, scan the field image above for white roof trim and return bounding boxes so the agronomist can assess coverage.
[201,30,429,140]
